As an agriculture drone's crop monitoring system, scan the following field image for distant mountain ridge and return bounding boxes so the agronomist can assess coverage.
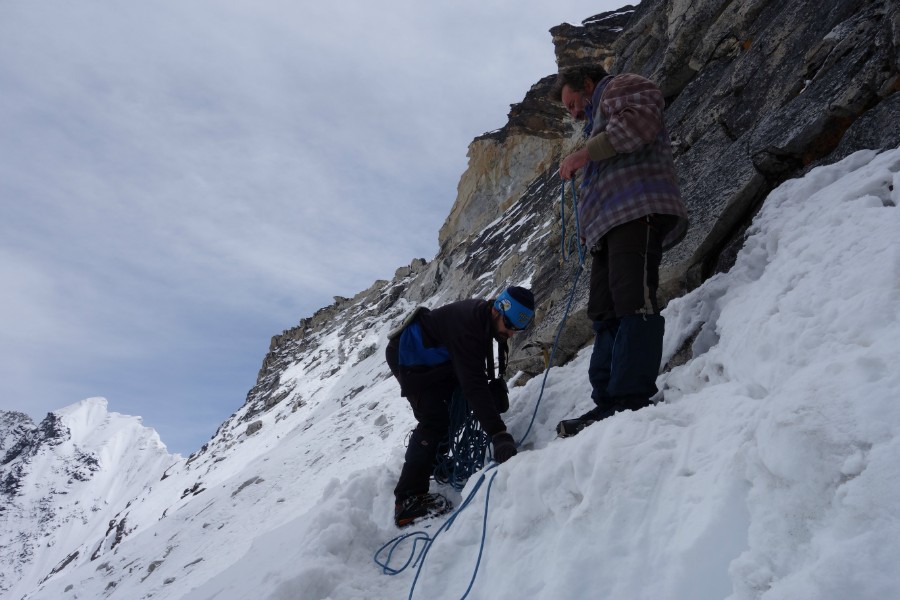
[1,1,897,597]
[1,399,172,596]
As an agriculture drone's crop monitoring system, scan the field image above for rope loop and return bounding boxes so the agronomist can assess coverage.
[373,467,499,600]
[560,178,587,266]
[516,178,587,445]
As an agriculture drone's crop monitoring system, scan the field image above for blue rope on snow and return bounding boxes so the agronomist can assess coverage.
[373,466,500,600]
[373,530,433,576]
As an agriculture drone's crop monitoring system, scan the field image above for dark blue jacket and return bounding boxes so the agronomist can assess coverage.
[387,299,504,436]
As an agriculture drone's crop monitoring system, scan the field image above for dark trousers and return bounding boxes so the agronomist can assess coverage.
[386,342,454,501]
[393,381,453,502]
[586,215,667,408]
[386,340,455,502]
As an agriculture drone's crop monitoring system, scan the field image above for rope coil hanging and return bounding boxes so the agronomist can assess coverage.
[516,176,586,444]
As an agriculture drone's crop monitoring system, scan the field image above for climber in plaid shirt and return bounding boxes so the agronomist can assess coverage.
[552,66,690,438]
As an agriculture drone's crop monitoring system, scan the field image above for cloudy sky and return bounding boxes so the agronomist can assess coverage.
[0,0,625,455]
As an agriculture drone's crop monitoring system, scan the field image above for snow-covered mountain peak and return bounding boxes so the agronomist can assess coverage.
[54,396,110,436]
[0,397,177,597]
[55,396,169,460]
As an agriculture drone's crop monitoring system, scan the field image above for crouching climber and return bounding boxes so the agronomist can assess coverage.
[385,286,535,527]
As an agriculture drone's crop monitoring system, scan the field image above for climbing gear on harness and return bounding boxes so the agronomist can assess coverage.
[395,493,453,528]
[487,378,509,413]
[485,327,508,413]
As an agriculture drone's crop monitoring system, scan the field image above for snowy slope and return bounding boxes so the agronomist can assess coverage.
[8,147,900,600]
[0,398,174,596]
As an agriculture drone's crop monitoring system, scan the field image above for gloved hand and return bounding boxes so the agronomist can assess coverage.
[491,432,517,464]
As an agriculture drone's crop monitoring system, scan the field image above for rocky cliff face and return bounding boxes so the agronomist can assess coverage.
[238,0,899,417]
[208,0,897,439]
[632,0,898,289]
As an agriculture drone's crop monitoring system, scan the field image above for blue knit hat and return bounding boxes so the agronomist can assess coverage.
[494,286,535,330]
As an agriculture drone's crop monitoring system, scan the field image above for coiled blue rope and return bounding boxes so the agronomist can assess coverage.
[433,389,490,491]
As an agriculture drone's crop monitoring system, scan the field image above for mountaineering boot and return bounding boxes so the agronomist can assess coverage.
[394,493,453,528]
[557,395,656,438]
[556,404,617,438]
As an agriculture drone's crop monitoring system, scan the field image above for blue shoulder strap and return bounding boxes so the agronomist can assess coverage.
[398,322,450,367]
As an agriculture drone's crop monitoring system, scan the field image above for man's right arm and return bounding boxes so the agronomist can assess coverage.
[427,301,507,437]
[560,147,590,180]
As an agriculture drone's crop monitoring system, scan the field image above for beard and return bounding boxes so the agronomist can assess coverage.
[490,319,510,342]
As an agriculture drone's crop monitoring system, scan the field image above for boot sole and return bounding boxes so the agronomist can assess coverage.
[556,418,596,438]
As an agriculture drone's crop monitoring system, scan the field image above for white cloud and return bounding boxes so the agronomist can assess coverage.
[0,0,623,452]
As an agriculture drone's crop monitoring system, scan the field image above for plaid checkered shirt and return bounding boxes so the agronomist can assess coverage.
[578,74,689,250]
